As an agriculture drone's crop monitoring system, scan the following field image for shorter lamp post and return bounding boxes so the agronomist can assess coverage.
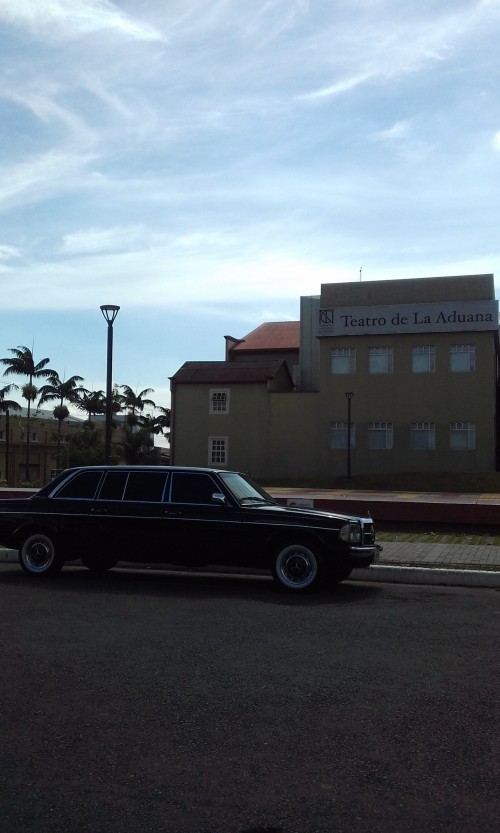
[345,391,354,478]
[100,304,120,464]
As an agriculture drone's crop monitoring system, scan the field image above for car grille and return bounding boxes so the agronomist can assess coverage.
[362,523,375,545]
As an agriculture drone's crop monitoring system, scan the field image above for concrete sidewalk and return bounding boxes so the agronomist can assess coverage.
[353,539,500,588]
[1,541,499,587]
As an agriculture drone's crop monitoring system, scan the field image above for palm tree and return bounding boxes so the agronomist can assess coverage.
[141,406,171,440]
[74,389,107,423]
[1,346,57,482]
[120,385,156,427]
[38,374,85,467]
[0,385,21,485]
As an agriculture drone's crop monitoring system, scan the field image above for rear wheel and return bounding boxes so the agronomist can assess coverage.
[272,542,326,591]
[19,532,64,576]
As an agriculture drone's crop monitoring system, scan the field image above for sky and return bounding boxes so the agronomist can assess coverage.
[0,0,499,416]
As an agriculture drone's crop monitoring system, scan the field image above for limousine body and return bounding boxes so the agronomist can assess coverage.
[0,466,380,591]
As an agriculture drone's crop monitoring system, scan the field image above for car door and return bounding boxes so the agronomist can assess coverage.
[90,470,169,562]
[48,469,105,559]
[164,471,242,567]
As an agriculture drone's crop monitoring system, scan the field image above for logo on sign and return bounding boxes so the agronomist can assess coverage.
[320,309,334,325]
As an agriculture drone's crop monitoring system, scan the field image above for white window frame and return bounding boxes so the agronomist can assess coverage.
[450,345,475,372]
[412,346,435,373]
[450,422,476,450]
[368,422,393,450]
[411,422,436,450]
[330,421,355,449]
[209,388,229,414]
[331,348,356,375]
[209,436,228,466]
[368,347,393,374]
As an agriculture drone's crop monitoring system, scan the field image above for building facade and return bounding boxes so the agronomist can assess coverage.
[0,409,84,486]
[170,275,499,481]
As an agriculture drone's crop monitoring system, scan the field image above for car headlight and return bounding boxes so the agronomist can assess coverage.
[339,522,362,543]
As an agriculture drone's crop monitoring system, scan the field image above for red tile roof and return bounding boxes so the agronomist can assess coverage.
[171,360,289,384]
[228,321,300,353]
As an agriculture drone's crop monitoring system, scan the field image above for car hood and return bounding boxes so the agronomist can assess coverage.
[246,501,371,524]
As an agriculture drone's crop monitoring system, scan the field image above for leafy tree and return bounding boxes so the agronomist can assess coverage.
[1,346,57,481]
[67,424,106,467]
[121,424,158,465]
[38,374,85,467]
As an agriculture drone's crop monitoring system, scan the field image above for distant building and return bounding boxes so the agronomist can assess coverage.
[170,274,499,482]
[0,408,84,485]
[0,409,167,486]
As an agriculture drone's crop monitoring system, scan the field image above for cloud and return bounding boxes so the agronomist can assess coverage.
[493,131,500,152]
[0,0,164,42]
[61,225,155,255]
[0,148,98,209]
[0,244,22,260]
[372,121,410,142]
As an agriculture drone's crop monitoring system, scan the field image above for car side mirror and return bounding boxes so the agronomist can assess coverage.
[211,492,227,505]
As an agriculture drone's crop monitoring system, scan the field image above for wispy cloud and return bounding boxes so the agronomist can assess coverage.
[0,0,164,42]
[0,0,499,392]
[0,148,98,209]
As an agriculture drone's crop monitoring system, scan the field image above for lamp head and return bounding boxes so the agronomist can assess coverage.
[100,304,120,324]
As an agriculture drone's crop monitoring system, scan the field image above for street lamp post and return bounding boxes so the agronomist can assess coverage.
[345,391,354,478]
[100,305,120,464]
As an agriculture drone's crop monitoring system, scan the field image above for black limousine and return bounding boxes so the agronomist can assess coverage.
[0,466,380,591]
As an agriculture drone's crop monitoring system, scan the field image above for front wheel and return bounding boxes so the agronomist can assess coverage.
[19,532,64,576]
[272,542,326,591]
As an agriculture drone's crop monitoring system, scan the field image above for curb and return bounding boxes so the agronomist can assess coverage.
[352,565,500,588]
[1,549,498,587]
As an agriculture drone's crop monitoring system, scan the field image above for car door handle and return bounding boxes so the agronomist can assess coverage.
[164,510,181,516]
[91,507,108,515]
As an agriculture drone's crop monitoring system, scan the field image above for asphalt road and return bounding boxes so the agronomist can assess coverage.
[0,565,498,833]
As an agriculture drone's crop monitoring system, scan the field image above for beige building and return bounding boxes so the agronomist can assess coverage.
[170,274,499,481]
[0,408,84,486]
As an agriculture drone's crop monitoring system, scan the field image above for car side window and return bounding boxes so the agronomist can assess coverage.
[170,472,219,505]
[98,471,128,500]
[55,471,103,500]
[124,472,168,502]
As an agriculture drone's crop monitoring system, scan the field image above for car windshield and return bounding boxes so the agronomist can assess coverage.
[218,472,275,505]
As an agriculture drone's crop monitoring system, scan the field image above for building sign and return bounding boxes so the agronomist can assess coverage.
[317,300,499,337]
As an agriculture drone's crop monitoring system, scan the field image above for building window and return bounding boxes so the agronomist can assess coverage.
[450,422,476,450]
[412,346,435,373]
[20,431,37,442]
[210,389,229,414]
[209,436,228,466]
[368,422,393,449]
[330,422,355,449]
[0,431,4,442]
[368,347,393,374]
[411,422,435,450]
[450,345,475,372]
[331,348,356,374]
